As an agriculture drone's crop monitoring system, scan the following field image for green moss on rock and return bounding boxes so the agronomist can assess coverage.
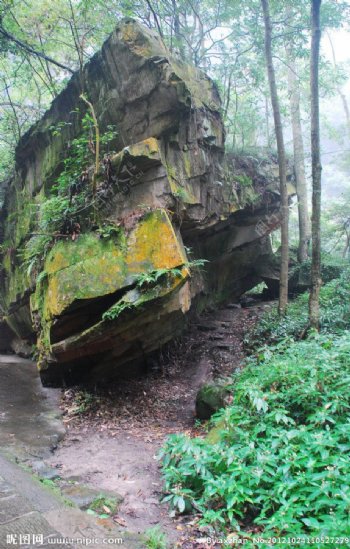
[32,209,188,365]
[196,382,230,420]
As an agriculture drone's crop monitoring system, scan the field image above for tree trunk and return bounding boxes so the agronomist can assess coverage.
[171,0,185,58]
[261,0,289,315]
[265,95,271,148]
[309,0,322,330]
[286,47,311,262]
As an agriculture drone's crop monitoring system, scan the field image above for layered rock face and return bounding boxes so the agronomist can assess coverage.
[0,19,294,385]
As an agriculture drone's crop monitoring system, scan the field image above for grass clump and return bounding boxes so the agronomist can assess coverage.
[88,495,120,516]
[143,526,168,549]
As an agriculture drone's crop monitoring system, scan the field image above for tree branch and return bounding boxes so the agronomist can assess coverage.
[2,81,21,139]
[145,0,165,40]
[0,26,75,74]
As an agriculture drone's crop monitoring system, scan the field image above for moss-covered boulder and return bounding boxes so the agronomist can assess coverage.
[196,382,230,420]
[31,209,190,383]
[258,249,345,298]
[60,484,123,512]
[0,19,295,385]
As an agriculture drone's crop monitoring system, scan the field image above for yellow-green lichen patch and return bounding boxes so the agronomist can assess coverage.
[35,209,187,337]
[119,21,160,58]
[182,151,193,179]
[163,153,200,205]
[51,265,189,356]
[110,137,162,182]
[42,234,126,319]
[168,179,198,205]
[125,209,186,273]
[44,233,115,275]
[126,137,160,160]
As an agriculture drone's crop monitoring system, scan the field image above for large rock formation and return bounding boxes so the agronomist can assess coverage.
[0,19,294,385]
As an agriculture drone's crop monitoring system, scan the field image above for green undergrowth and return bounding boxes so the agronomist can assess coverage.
[160,266,350,546]
[20,111,117,278]
[248,266,350,347]
[289,256,346,286]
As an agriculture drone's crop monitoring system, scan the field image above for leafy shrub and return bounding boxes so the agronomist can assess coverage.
[22,112,117,275]
[51,114,117,194]
[72,390,97,414]
[173,187,191,202]
[160,333,350,544]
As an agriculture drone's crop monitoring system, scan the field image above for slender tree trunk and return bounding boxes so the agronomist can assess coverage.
[261,0,289,315]
[286,47,311,262]
[265,95,271,148]
[309,0,322,330]
[172,0,185,58]
[145,0,165,41]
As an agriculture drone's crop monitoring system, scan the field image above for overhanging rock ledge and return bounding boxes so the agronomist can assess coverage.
[0,18,294,385]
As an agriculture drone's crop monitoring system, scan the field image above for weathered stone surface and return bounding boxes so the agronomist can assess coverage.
[0,455,141,549]
[9,335,32,358]
[0,355,65,459]
[0,19,295,385]
[258,249,344,297]
[60,484,123,512]
[14,19,223,199]
[0,320,15,352]
[196,382,230,420]
[31,461,61,481]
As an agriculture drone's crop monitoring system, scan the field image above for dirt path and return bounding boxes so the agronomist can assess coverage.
[47,300,272,546]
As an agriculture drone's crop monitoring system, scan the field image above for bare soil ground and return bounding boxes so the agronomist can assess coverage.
[47,300,272,547]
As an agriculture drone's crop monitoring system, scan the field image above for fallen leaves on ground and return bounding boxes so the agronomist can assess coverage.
[58,301,270,548]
